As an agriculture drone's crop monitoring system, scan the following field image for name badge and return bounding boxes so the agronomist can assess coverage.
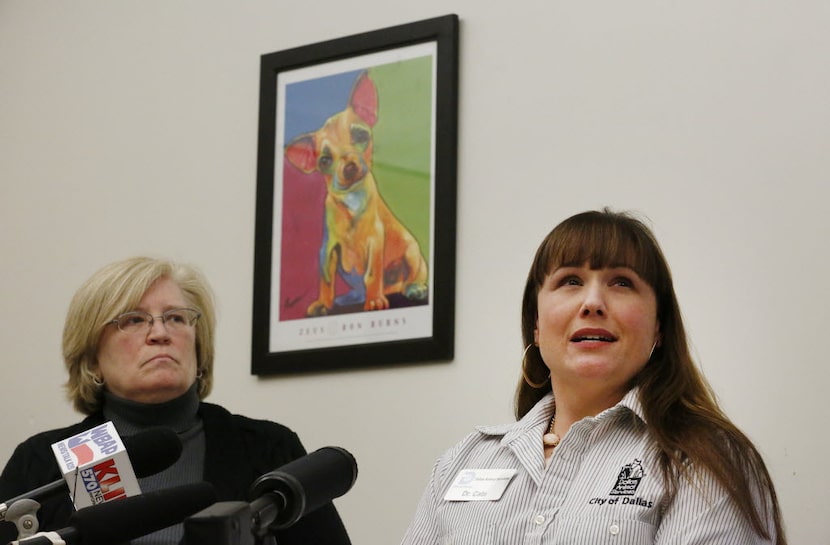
[444,468,517,501]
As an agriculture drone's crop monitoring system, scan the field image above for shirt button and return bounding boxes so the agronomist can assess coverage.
[609,523,621,535]
[533,515,545,525]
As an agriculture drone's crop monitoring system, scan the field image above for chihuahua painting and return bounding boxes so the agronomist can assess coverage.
[284,71,429,317]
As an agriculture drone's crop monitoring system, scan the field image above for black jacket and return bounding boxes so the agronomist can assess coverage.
[0,402,351,545]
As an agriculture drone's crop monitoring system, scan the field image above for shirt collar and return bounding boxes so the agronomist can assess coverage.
[474,386,647,439]
[474,392,554,439]
[615,386,647,423]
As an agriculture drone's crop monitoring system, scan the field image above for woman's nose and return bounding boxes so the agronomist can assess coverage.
[146,318,172,342]
[580,284,606,316]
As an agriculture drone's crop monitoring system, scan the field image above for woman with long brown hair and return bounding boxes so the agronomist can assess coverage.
[402,208,785,544]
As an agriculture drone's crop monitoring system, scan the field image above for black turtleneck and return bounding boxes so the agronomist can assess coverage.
[102,383,205,545]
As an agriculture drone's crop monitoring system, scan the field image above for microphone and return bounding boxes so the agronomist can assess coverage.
[0,427,182,520]
[10,482,217,545]
[247,446,357,530]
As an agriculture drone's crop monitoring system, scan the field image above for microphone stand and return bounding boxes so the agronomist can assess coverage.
[183,501,278,545]
[4,499,42,540]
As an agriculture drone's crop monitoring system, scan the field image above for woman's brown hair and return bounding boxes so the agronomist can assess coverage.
[517,208,785,543]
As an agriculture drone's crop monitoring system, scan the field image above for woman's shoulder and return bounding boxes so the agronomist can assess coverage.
[198,402,304,454]
[0,416,102,496]
[199,402,297,434]
[9,416,102,456]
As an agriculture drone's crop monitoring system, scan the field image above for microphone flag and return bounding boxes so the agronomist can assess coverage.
[49,422,140,509]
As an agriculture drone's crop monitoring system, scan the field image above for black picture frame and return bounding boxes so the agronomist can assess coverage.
[252,14,459,375]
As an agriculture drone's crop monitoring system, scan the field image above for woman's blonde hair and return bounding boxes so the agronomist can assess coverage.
[63,256,216,414]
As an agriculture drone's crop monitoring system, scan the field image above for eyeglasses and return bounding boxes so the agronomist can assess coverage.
[108,308,201,334]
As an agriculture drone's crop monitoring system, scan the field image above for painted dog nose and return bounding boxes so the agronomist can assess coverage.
[343,161,360,182]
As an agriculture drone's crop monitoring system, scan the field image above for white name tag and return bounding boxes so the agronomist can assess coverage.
[444,468,517,501]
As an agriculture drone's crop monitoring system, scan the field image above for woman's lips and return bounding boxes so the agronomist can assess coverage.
[570,328,617,342]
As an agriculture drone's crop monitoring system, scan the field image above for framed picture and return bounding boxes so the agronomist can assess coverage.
[252,14,459,375]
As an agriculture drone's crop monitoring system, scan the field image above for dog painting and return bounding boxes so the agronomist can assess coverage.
[282,70,430,317]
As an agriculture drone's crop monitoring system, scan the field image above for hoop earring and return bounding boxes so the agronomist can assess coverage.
[648,339,659,361]
[196,369,204,380]
[92,375,104,387]
[521,344,550,389]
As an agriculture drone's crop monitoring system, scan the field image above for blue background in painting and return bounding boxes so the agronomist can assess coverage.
[283,69,364,140]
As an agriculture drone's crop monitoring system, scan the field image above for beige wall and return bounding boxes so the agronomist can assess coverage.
[1,1,827,543]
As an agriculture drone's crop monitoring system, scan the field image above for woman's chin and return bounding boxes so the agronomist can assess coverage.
[130,377,192,404]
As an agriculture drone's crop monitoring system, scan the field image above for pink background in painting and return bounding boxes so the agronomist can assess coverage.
[278,164,326,321]
[279,164,354,321]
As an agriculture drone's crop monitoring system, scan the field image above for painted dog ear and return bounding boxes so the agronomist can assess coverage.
[349,71,378,127]
[284,134,319,173]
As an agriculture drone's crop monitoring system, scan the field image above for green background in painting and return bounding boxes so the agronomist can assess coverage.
[368,55,433,262]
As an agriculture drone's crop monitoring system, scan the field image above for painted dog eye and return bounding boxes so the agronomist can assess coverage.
[318,154,333,171]
[351,126,370,146]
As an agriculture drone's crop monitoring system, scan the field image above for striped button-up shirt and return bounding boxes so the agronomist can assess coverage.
[401,389,775,545]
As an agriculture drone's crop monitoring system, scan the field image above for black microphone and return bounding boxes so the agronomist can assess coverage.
[10,482,217,545]
[0,427,183,519]
[247,446,357,530]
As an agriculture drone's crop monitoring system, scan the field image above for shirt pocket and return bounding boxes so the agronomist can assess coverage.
[554,517,657,544]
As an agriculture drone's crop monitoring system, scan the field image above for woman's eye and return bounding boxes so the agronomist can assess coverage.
[613,277,634,288]
[559,276,582,287]
[166,313,186,324]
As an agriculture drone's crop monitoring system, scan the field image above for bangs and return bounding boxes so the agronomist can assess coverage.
[533,211,662,289]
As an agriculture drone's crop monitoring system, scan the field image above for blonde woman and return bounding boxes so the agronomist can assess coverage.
[0,257,351,545]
